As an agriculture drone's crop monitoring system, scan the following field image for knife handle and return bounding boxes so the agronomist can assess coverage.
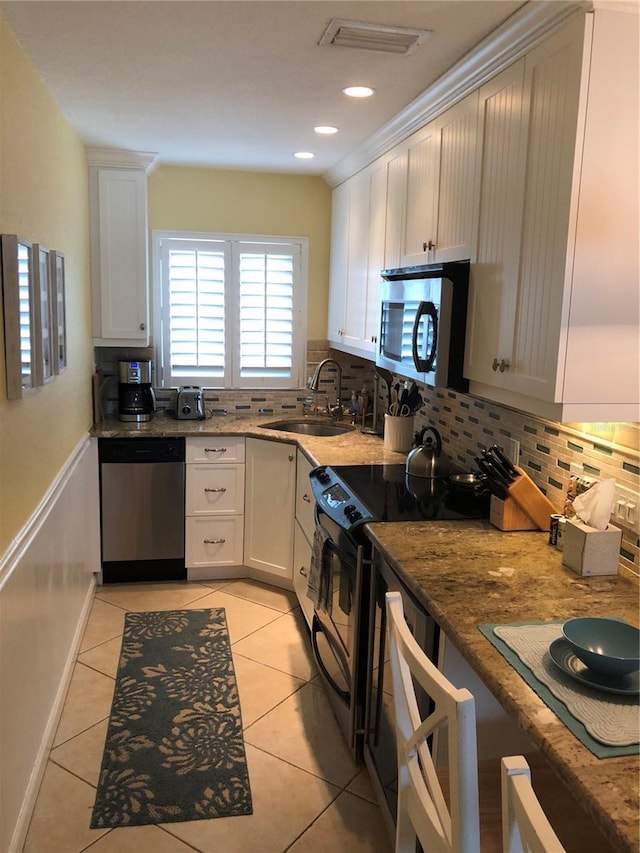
[490,444,518,476]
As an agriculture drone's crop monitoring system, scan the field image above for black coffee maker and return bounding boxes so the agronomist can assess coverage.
[118,360,156,422]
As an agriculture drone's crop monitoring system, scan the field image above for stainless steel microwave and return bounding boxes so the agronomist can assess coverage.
[376,260,470,391]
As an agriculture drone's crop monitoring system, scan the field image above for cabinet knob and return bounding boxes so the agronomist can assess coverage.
[139,322,145,331]
[288,454,294,462]
[299,566,308,578]
[204,487,227,493]
[203,538,226,544]
[423,240,436,252]
[492,358,510,373]
[303,494,311,503]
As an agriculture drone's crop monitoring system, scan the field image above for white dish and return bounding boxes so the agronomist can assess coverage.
[548,638,640,696]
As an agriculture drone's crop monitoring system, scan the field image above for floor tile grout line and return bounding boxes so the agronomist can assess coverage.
[243,741,348,792]
[232,650,311,687]
[282,788,344,852]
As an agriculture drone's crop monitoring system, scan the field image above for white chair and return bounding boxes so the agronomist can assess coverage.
[385,590,481,852]
[501,755,566,853]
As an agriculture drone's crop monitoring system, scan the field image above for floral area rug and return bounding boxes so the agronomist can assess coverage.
[90,608,252,828]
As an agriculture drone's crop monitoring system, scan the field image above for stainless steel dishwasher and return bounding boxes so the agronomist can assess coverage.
[98,437,185,583]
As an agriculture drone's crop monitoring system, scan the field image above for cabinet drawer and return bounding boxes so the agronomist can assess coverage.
[185,516,244,567]
[186,436,245,464]
[295,452,315,543]
[293,520,314,630]
[186,464,245,515]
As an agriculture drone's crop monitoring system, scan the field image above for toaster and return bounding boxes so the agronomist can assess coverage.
[176,386,204,420]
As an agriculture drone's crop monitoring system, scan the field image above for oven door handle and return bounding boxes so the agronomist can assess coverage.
[311,616,350,704]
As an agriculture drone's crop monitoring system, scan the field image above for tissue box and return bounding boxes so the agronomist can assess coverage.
[561,519,622,576]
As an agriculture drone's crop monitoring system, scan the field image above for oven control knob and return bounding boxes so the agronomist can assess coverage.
[344,505,362,522]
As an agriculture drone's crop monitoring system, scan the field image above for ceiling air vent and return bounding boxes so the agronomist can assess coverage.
[318,19,432,56]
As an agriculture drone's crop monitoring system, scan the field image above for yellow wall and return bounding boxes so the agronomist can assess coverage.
[0,17,94,552]
[148,166,331,339]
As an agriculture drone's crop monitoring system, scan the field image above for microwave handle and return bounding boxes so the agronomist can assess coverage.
[412,301,438,372]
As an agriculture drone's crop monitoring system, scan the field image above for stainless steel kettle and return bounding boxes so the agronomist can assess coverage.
[405,426,449,478]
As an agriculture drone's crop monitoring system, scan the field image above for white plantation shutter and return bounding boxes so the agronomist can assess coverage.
[237,247,295,382]
[165,242,227,379]
[156,233,305,389]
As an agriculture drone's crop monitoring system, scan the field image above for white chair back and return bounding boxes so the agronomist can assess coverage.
[501,755,566,853]
[385,590,480,853]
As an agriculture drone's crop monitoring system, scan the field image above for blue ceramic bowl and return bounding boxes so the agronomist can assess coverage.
[562,617,640,677]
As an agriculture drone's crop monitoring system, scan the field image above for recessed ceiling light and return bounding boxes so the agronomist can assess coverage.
[294,151,315,159]
[343,86,375,98]
[314,125,339,135]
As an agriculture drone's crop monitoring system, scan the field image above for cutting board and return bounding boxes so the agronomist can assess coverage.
[506,466,559,531]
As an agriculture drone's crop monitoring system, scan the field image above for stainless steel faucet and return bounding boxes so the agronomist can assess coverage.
[307,358,343,420]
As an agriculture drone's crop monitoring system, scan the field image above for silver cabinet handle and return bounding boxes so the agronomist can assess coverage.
[203,538,226,544]
[204,487,227,493]
[139,322,145,331]
[303,494,311,503]
[299,566,308,577]
[422,240,436,251]
[205,447,227,453]
[492,358,510,373]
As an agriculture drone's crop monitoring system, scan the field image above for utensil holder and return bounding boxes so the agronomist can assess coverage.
[384,414,414,452]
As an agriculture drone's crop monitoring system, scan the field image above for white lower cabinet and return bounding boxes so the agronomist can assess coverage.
[243,438,296,589]
[293,450,315,627]
[293,521,314,628]
[185,437,245,581]
[186,516,244,575]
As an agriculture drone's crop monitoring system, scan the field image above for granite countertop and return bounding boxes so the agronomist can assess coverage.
[91,411,409,467]
[366,520,639,852]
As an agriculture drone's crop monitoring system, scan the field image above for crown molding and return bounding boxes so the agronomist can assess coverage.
[324,1,589,187]
[85,147,159,173]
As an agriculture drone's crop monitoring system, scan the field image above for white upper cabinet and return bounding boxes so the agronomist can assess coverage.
[328,160,388,358]
[87,148,157,346]
[383,149,407,271]
[465,60,528,388]
[403,92,480,266]
[466,9,639,421]
[327,181,350,350]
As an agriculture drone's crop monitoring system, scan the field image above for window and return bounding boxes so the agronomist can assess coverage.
[154,232,307,389]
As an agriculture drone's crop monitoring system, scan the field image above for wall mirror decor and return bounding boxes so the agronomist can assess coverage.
[33,243,54,384]
[50,250,67,373]
[1,234,37,399]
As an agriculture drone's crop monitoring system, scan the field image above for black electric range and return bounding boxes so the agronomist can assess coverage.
[309,463,489,535]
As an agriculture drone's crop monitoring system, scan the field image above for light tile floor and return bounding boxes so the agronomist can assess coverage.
[23,579,393,853]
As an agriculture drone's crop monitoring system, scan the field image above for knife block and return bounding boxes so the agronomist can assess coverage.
[490,495,538,531]
[506,466,558,531]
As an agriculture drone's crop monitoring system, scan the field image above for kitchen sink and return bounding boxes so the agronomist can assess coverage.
[260,419,354,437]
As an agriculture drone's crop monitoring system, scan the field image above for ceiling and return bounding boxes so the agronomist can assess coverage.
[2,0,531,176]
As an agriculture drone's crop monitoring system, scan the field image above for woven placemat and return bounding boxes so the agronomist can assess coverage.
[479,620,639,759]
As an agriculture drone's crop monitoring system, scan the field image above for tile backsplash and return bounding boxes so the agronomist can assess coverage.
[94,341,639,581]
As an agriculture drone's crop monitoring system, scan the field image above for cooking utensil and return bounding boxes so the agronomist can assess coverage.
[483,448,513,482]
[375,368,394,412]
[406,427,449,478]
[489,444,518,477]
[446,472,489,497]
[406,383,422,412]
[474,457,509,499]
